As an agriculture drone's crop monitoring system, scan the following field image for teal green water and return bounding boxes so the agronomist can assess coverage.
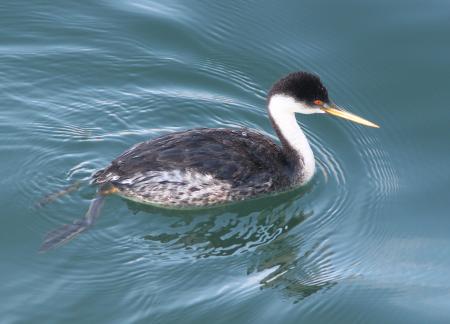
[2,1,450,323]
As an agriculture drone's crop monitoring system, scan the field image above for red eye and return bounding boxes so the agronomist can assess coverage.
[314,100,323,106]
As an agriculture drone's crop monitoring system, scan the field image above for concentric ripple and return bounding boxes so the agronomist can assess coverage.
[0,0,415,323]
[8,55,397,307]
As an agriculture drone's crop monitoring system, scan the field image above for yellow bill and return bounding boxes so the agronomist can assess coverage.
[321,106,380,128]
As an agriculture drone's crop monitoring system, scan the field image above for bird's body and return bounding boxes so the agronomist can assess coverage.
[93,127,301,208]
[40,71,379,251]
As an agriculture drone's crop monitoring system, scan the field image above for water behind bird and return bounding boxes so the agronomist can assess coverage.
[1,0,450,323]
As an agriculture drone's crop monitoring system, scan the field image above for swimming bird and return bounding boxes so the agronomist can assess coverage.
[40,71,378,251]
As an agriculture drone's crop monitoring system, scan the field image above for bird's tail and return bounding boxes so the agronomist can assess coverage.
[39,195,105,252]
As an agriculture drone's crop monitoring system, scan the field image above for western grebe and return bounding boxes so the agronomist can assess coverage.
[40,71,379,251]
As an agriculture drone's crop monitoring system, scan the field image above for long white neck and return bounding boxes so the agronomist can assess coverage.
[268,95,315,184]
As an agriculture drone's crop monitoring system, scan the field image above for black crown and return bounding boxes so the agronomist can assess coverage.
[269,71,330,105]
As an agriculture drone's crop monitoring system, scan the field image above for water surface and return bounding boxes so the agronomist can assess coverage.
[2,0,450,323]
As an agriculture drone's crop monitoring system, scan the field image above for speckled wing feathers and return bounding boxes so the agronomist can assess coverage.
[93,128,291,206]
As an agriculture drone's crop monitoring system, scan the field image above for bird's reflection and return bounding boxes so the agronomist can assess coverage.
[125,183,335,302]
[248,229,336,302]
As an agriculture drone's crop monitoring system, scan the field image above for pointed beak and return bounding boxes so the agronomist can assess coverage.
[320,103,380,128]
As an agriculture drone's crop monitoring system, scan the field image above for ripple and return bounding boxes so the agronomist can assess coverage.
[9,61,398,317]
[3,0,449,322]
[108,0,186,19]
[17,73,389,309]
[2,0,398,316]
[28,121,103,142]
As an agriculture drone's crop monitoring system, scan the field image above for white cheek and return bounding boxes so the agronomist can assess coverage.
[269,95,325,115]
[294,105,325,115]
